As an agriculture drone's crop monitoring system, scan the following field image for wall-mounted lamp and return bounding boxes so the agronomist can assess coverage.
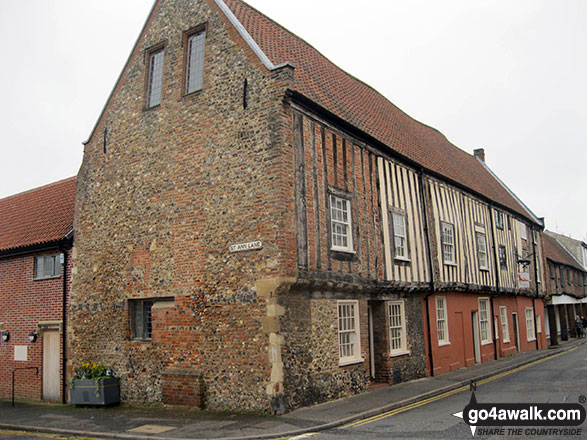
[1,331,9,342]
[28,331,38,343]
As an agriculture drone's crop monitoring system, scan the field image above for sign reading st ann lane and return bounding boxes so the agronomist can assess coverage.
[229,241,263,253]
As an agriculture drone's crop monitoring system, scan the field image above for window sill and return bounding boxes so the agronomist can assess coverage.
[339,357,365,367]
[502,339,511,344]
[330,247,356,254]
[481,339,493,346]
[143,104,160,112]
[182,88,203,99]
[480,267,490,272]
[394,257,411,263]
[33,275,62,281]
[527,337,536,342]
[444,262,457,267]
[389,350,410,358]
[438,341,451,347]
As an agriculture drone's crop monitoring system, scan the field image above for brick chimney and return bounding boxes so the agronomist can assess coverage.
[473,148,485,162]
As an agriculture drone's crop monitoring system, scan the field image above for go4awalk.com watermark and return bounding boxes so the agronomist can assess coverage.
[453,381,586,437]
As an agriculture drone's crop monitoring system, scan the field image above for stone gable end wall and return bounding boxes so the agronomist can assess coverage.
[71,0,296,411]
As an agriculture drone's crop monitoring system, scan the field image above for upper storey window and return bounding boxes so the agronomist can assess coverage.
[185,30,205,94]
[495,210,504,230]
[441,222,455,264]
[147,48,164,108]
[330,195,353,253]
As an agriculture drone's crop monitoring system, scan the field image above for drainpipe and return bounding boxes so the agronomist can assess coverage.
[418,170,436,377]
[531,229,540,351]
[59,234,72,405]
[488,206,499,361]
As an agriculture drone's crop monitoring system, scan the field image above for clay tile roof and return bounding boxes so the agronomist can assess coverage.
[543,234,585,272]
[0,177,76,253]
[224,0,538,223]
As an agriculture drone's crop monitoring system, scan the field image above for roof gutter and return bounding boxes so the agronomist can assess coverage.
[0,237,73,259]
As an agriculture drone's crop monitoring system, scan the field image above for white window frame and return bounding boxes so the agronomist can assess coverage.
[34,254,62,280]
[436,296,450,346]
[390,211,409,261]
[478,298,492,344]
[525,307,536,341]
[330,195,354,253]
[388,301,409,356]
[337,300,362,365]
[536,314,542,334]
[499,306,510,342]
[441,222,456,265]
[147,47,164,108]
[476,232,489,270]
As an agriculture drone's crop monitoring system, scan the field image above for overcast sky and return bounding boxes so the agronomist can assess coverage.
[1,1,585,240]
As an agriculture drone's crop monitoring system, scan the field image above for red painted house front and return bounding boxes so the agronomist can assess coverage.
[424,293,547,376]
[0,177,75,402]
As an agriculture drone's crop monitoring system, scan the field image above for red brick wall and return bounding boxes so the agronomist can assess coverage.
[0,247,72,401]
[424,292,547,376]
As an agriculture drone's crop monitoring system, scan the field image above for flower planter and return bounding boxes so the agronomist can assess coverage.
[70,377,120,406]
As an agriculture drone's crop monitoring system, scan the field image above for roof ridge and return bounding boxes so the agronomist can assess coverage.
[0,176,77,203]
[235,0,455,143]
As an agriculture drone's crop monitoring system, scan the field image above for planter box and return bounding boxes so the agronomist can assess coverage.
[70,378,120,406]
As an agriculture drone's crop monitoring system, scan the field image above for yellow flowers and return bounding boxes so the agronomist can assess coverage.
[72,361,116,380]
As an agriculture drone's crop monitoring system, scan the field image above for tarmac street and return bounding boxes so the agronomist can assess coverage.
[0,339,585,440]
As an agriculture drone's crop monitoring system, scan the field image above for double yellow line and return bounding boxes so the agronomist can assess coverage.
[339,347,577,429]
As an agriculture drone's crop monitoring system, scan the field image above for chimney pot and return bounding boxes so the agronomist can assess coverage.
[474,148,485,162]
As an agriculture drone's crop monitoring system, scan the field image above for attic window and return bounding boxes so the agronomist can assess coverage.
[185,30,205,94]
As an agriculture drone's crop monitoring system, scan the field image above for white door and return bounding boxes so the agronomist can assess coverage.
[43,330,60,401]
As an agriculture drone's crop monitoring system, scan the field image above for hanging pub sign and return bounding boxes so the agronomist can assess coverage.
[229,240,263,253]
[518,272,530,289]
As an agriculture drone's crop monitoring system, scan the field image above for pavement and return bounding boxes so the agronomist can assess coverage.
[1,338,585,440]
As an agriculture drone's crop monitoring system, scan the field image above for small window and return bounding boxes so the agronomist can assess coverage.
[498,245,507,269]
[147,48,164,108]
[441,222,455,264]
[525,307,536,341]
[499,306,510,342]
[476,233,489,270]
[185,30,205,94]
[34,254,62,280]
[330,195,353,252]
[390,211,409,261]
[478,298,492,344]
[388,301,408,355]
[520,223,527,241]
[495,210,504,230]
[436,296,449,345]
[130,299,154,340]
[337,300,362,364]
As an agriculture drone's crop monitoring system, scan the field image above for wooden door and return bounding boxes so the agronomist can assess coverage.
[43,330,60,401]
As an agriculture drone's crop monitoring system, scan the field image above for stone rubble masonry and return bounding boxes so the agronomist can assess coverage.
[71,0,297,412]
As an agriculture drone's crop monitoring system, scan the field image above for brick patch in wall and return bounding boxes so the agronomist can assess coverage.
[161,368,205,408]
